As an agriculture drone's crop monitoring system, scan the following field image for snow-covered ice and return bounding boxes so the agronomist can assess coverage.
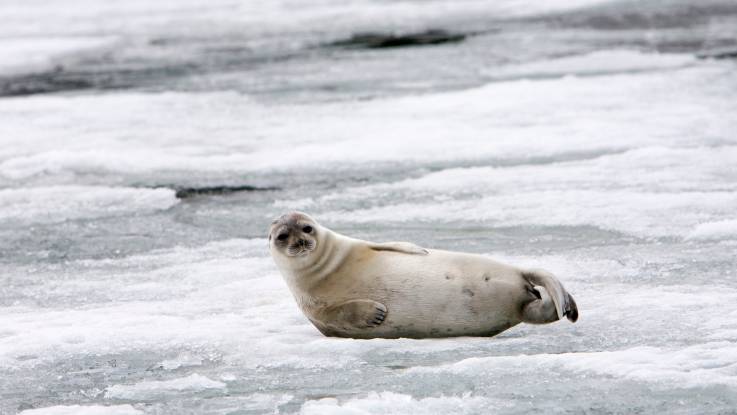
[0,186,178,224]
[18,405,142,415]
[1,0,736,413]
[104,374,226,401]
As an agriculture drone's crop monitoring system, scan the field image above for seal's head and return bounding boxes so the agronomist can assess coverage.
[269,211,319,258]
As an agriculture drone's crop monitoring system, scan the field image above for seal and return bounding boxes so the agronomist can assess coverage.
[269,211,578,339]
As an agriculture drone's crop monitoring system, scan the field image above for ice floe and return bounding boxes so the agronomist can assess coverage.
[105,374,225,400]
[18,405,142,415]
[301,392,502,415]
[0,186,178,225]
[687,219,737,240]
[2,1,736,413]
[1,63,734,183]
[485,49,696,80]
[408,341,737,389]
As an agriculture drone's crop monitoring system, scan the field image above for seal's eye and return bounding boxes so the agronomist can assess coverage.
[277,233,289,241]
[302,225,313,234]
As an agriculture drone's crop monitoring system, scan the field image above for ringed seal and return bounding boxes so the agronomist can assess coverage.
[269,211,578,339]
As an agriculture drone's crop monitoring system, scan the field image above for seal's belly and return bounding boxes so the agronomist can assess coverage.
[351,249,531,338]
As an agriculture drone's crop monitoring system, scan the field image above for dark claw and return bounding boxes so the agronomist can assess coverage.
[368,306,387,327]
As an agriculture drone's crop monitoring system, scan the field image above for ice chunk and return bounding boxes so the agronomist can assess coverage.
[159,353,203,370]
[0,186,178,225]
[105,374,226,400]
[0,37,115,76]
[314,146,737,239]
[19,405,141,415]
[687,220,737,241]
[409,342,737,389]
[485,49,696,79]
[301,392,503,415]
[322,190,737,238]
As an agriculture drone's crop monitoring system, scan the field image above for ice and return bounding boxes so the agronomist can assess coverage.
[105,374,226,400]
[19,405,142,415]
[0,0,615,40]
[0,239,285,367]
[409,342,737,388]
[159,353,203,371]
[3,238,736,411]
[300,392,501,415]
[0,37,116,76]
[2,0,737,413]
[485,49,697,79]
[0,186,178,224]
[687,219,737,240]
[1,62,735,184]
[0,0,618,100]
[323,189,737,238]
[314,146,737,238]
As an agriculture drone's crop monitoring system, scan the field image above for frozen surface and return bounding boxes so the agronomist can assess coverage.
[18,405,142,415]
[1,0,737,414]
[0,186,178,224]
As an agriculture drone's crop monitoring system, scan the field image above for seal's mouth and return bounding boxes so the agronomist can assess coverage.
[286,239,316,257]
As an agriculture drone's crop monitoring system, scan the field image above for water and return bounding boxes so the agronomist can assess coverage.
[1,0,737,413]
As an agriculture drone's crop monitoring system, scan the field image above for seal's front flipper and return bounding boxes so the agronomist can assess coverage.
[368,241,428,255]
[317,299,387,330]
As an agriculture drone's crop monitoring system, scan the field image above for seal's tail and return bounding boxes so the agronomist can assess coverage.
[522,269,578,323]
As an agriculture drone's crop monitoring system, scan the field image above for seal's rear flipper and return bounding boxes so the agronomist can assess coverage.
[368,241,429,255]
[522,269,578,323]
[565,292,579,322]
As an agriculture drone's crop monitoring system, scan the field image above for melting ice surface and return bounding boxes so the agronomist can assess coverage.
[1,0,737,413]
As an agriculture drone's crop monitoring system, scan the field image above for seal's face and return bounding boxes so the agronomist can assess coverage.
[269,212,319,258]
